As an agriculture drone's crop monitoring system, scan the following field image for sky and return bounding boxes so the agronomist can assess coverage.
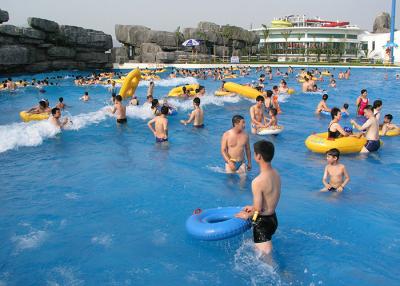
[1,0,399,45]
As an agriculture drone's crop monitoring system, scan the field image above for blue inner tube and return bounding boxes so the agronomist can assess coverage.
[186,207,251,241]
[320,111,348,117]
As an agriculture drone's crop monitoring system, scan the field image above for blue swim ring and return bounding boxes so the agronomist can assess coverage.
[320,110,330,116]
[186,207,251,241]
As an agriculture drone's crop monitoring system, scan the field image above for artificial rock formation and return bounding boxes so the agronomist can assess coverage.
[112,21,260,63]
[0,10,113,74]
[373,12,391,33]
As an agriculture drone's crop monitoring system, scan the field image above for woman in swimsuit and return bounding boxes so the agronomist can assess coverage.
[356,89,369,116]
[328,108,351,139]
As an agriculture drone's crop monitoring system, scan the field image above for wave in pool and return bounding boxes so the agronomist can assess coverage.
[11,229,48,254]
[166,93,241,112]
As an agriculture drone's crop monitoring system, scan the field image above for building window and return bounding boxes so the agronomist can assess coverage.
[346,34,358,39]
[308,33,345,39]
[372,41,375,50]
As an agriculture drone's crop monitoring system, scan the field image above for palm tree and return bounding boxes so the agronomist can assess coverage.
[280,29,292,60]
[174,26,181,50]
[261,24,270,60]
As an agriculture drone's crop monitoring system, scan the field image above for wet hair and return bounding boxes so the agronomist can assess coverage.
[193,97,200,106]
[364,105,373,112]
[260,74,265,78]
[161,105,169,115]
[361,89,367,95]
[266,90,273,98]
[198,85,205,91]
[51,107,59,115]
[112,93,116,97]
[272,85,278,90]
[373,100,382,109]
[256,95,264,102]
[343,103,349,109]
[39,101,47,108]
[84,91,88,95]
[58,97,64,103]
[151,99,159,108]
[115,95,122,102]
[322,94,328,100]
[331,107,341,119]
[232,115,244,127]
[195,88,200,93]
[182,86,187,92]
[384,114,393,121]
[269,108,278,116]
[254,140,275,162]
[326,148,340,159]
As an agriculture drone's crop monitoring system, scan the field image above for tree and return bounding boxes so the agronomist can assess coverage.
[174,26,181,50]
[221,25,232,63]
[261,24,270,60]
[280,29,292,60]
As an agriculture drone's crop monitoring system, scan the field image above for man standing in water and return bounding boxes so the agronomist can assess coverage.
[250,96,266,134]
[236,140,280,256]
[111,95,127,124]
[221,115,251,174]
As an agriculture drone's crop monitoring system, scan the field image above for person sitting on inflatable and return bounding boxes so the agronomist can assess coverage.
[265,108,279,129]
[26,99,51,114]
[315,94,331,114]
[328,108,351,139]
[381,114,398,136]
[350,105,380,153]
[320,148,350,193]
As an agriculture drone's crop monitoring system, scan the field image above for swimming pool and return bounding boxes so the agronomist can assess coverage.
[0,67,399,285]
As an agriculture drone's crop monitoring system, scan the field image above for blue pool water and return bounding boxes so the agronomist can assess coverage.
[0,67,399,285]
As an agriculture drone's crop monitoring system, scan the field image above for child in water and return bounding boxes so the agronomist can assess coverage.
[381,114,398,136]
[321,148,350,192]
[341,103,349,116]
[80,91,90,101]
[147,106,169,143]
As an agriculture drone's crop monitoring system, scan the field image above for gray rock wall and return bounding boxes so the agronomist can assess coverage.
[373,12,390,33]
[0,11,113,74]
[115,21,259,63]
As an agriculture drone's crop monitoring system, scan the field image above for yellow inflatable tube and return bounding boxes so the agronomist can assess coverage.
[119,69,141,99]
[168,84,199,97]
[305,132,367,154]
[379,128,400,137]
[223,82,262,100]
[20,111,49,122]
[223,74,237,79]
[214,90,236,96]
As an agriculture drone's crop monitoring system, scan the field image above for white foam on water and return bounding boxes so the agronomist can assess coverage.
[291,229,340,245]
[0,107,113,153]
[233,239,282,286]
[91,234,113,247]
[47,266,84,286]
[151,230,168,246]
[126,104,155,120]
[166,93,241,112]
[65,192,80,200]
[139,77,198,87]
[11,230,48,254]
[0,120,60,153]
[206,165,227,174]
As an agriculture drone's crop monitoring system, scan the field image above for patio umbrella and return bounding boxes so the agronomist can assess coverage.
[383,42,398,48]
[182,39,200,47]
[182,39,200,62]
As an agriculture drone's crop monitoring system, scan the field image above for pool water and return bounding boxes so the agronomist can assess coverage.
[0,68,399,286]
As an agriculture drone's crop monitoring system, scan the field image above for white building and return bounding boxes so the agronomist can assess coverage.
[360,31,400,63]
[251,15,396,63]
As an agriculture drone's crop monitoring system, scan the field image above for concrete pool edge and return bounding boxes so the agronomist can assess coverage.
[113,63,400,70]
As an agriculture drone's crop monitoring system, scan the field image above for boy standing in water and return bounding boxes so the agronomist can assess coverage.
[180,97,204,128]
[111,95,127,124]
[321,148,350,192]
[250,96,266,134]
[236,140,280,256]
[147,106,169,143]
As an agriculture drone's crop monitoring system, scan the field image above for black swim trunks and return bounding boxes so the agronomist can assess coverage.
[117,118,127,124]
[365,140,380,152]
[253,213,278,243]
[194,124,204,128]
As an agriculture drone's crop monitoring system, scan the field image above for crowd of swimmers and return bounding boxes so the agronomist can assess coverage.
[4,66,400,259]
